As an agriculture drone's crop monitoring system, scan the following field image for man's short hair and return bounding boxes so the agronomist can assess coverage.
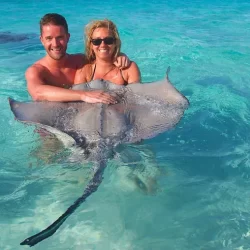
[40,13,68,34]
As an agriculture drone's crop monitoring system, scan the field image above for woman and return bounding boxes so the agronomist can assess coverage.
[74,19,141,85]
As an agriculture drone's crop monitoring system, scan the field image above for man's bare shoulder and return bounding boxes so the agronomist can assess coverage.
[25,57,51,82]
[69,53,84,59]
[25,61,47,77]
[68,53,87,68]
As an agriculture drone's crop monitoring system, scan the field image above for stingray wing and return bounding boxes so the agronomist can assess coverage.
[8,98,99,145]
[107,77,189,143]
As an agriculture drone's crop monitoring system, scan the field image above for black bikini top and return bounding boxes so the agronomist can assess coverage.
[90,64,128,86]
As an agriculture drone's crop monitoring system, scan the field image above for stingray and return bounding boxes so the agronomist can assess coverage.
[0,31,33,44]
[9,68,189,247]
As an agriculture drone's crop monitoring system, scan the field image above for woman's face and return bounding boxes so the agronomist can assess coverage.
[90,27,116,61]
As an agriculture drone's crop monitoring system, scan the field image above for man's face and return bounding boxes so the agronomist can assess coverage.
[40,24,70,60]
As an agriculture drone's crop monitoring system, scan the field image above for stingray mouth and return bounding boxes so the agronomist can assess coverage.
[72,136,88,148]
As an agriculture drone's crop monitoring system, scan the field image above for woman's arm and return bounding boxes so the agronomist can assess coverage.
[125,61,141,84]
[74,66,89,84]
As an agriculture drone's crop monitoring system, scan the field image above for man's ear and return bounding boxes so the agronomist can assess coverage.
[40,35,44,45]
[67,33,70,42]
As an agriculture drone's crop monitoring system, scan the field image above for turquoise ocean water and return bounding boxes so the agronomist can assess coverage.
[1,0,250,249]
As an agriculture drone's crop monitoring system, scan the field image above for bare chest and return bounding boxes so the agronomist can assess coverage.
[92,67,127,85]
[46,67,76,88]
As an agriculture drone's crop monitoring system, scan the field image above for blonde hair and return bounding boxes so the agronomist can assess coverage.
[85,19,121,63]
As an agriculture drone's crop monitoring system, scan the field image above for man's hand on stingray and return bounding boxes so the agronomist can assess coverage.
[81,90,117,104]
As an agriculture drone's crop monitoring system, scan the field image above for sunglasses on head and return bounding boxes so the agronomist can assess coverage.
[91,37,115,46]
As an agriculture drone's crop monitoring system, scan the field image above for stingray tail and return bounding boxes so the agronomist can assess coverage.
[20,160,107,247]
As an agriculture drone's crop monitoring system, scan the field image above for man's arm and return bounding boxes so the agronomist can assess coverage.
[114,53,131,69]
[26,65,117,104]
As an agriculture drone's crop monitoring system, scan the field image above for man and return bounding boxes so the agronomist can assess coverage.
[26,13,130,104]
